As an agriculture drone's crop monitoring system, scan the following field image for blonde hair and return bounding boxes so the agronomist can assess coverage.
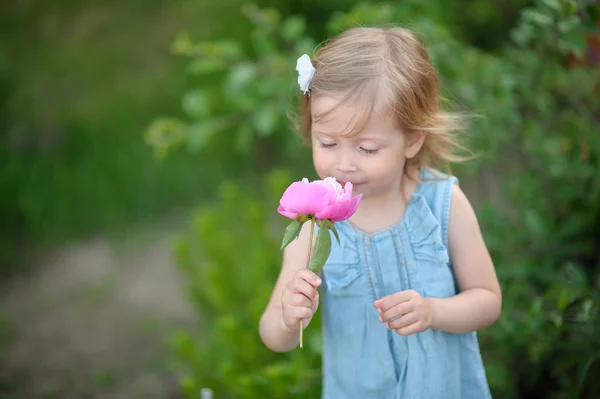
[293,26,472,176]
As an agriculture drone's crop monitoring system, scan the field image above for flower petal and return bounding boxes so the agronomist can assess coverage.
[342,194,362,219]
[277,205,298,220]
[343,182,353,201]
[314,201,348,221]
[279,180,331,215]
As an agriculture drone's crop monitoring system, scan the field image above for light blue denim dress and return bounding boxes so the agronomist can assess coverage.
[320,168,492,399]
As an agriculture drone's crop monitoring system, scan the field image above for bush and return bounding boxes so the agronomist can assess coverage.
[170,169,323,398]
[473,1,600,396]
[145,3,316,172]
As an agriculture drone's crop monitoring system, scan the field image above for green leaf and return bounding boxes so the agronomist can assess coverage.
[215,39,244,59]
[524,209,545,238]
[182,89,212,118]
[251,30,277,56]
[548,313,563,328]
[322,219,340,245]
[226,62,257,94]
[557,288,571,311]
[522,9,553,26]
[253,106,278,137]
[187,120,220,151]
[562,0,578,15]
[281,16,306,41]
[310,226,331,271]
[280,220,302,250]
[295,37,317,55]
[144,117,187,154]
[542,0,561,12]
[580,299,593,322]
[187,58,224,75]
[561,31,588,58]
[170,32,195,55]
[578,355,599,393]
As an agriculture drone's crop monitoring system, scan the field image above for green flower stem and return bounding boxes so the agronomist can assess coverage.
[300,217,316,349]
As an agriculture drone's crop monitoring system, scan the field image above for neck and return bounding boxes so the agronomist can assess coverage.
[349,169,419,233]
[356,187,407,216]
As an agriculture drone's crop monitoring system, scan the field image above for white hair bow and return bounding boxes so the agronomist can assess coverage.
[296,54,315,96]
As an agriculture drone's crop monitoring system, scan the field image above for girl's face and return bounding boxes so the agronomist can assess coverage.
[310,95,422,201]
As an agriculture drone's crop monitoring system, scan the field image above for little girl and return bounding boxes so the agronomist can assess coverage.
[259,26,502,399]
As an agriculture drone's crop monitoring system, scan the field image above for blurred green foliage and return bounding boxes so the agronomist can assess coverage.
[1,0,599,396]
[0,0,537,269]
[2,0,378,273]
[146,3,314,166]
[0,0,255,273]
[171,169,322,398]
[161,0,600,398]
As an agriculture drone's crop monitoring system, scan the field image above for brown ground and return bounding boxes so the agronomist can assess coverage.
[1,221,193,398]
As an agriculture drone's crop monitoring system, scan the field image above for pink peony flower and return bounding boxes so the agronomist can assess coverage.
[277,176,362,350]
[277,177,362,222]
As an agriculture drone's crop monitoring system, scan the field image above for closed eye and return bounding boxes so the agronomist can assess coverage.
[360,148,379,155]
[319,142,336,148]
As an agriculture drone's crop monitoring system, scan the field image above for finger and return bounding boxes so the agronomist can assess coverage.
[289,293,312,308]
[291,306,313,322]
[378,291,412,311]
[387,312,418,330]
[395,320,425,336]
[379,301,413,323]
[374,290,413,312]
[296,269,322,288]
[291,278,318,301]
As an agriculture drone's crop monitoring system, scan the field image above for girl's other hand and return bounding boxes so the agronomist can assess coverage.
[374,290,433,336]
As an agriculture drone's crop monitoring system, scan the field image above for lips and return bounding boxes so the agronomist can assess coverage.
[338,180,361,187]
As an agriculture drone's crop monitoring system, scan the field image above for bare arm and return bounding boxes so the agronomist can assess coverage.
[259,222,320,352]
[426,184,502,334]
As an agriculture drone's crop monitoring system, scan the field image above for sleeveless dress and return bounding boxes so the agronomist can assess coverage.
[319,168,492,399]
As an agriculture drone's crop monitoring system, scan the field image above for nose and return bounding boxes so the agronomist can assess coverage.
[335,149,357,174]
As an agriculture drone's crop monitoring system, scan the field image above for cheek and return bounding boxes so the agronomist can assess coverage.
[312,148,331,176]
[367,153,406,180]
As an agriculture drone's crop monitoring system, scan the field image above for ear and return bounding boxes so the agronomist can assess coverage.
[404,131,426,159]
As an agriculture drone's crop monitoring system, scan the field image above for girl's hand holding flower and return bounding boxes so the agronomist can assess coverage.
[281,269,322,333]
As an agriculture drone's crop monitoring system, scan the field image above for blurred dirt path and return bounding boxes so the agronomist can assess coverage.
[1,219,194,398]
